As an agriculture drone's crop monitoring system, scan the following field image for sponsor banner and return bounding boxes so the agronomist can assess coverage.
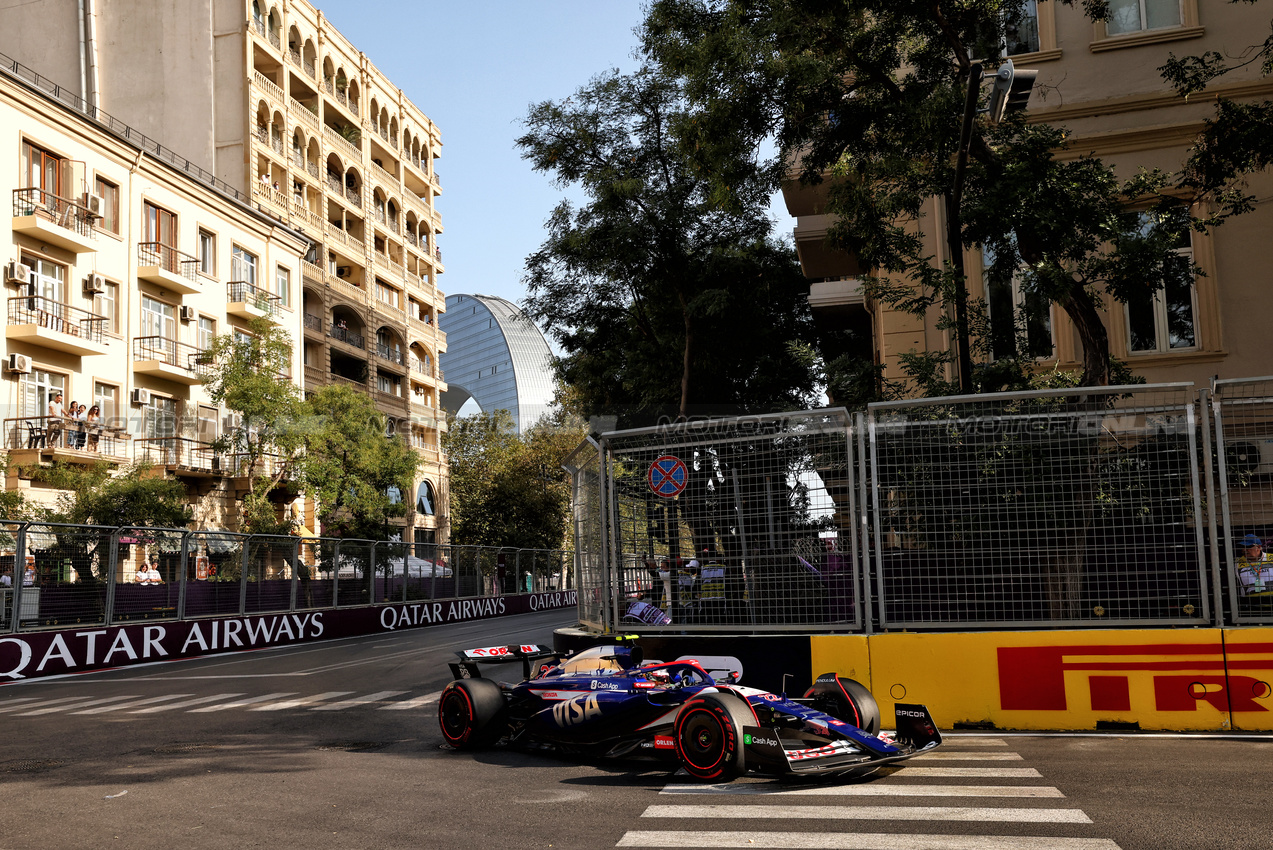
[812,629,1273,732]
[0,590,577,683]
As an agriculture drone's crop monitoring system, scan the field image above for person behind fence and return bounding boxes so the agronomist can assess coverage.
[0,567,11,587]
[1237,534,1273,597]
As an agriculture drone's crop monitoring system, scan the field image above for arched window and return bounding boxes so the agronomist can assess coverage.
[416,480,436,516]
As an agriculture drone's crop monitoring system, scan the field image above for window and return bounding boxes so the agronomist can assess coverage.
[144,395,177,439]
[93,280,119,334]
[416,480,436,516]
[94,177,120,234]
[377,373,401,395]
[983,246,1054,360]
[198,229,216,275]
[1005,0,1040,55]
[275,265,291,307]
[197,316,216,351]
[21,369,67,419]
[141,295,176,341]
[376,280,400,309]
[232,246,257,287]
[94,382,118,425]
[1107,0,1181,35]
[22,254,66,304]
[1125,211,1196,354]
[21,140,65,195]
[143,201,177,247]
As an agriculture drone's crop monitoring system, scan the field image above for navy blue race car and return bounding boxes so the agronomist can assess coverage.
[438,641,941,781]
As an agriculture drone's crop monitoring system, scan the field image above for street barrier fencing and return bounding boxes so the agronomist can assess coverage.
[570,379,1273,633]
[0,526,571,634]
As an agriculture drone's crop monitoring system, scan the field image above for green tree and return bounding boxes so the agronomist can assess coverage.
[443,409,586,551]
[201,317,305,534]
[302,384,421,540]
[641,0,1250,393]
[518,67,819,425]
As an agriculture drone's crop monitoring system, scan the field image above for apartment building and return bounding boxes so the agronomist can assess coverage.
[0,0,448,543]
[783,0,1273,392]
[0,52,308,527]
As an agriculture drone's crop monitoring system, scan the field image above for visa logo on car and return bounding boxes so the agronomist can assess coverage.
[552,694,602,727]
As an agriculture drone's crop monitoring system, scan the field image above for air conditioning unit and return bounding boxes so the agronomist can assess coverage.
[131,388,151,406]
[179,305,198,322]
[81,192,105,218]
[83,273,107,295]
[223,412,242,432]
[336,266,351,278]
[5,353,31,374]
[5,262,31,285]
[1226,439,1273,478]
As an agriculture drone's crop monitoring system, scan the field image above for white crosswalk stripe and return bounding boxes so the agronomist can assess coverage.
[18,695,141,715]
[74,694,195,714]
[617,747,1122,849]
[311,690,408,710]
[0,689,444,715]
[188,693,299,712]
[379,693,439,710]
[131,694,247,713]
[250,692,354,711]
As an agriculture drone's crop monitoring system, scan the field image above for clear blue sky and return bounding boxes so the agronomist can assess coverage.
[315,1,793,307]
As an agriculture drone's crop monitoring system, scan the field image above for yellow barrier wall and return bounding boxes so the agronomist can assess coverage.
[811,628,1273,732]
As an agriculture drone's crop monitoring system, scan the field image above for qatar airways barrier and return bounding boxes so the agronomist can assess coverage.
[0,590,577,682]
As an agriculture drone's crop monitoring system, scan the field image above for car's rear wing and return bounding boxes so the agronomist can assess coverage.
[449,644,559,680]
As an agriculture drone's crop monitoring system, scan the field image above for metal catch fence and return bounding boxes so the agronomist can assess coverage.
[0,523,572,634]
[572,380,1273,633]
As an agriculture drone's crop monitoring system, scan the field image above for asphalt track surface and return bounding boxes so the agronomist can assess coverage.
[0,608,1270,850]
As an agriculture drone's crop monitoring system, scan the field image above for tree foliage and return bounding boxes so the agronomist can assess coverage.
[518,67,819,425]
[443,408,587,550]
[302,384,421,540]
[641,0,1267,395]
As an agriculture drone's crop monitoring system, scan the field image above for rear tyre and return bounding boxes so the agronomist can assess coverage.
[438,678,508,750]
[805,675,881,736]
[674,692,752,781]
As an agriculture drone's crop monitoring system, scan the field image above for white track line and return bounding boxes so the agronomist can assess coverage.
[640,804,1090,823]
[188,692,298,712]
[379,693,439,710]
[131,694,247,713]
[17,695,140,715]
[250,692,354,711]
[615,832,1121,849]
[311,690,407,710]
[74,694,195,714]
[910,752,1024,761]
[937,738,1009,746]
[0,696,87,713]
[879,767,1043,778]
[659,784,1064,798]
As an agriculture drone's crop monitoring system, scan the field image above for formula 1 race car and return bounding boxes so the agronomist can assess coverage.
[437,641,941,781]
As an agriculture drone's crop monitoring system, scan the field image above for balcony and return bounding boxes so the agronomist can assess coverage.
[328,324,365,351]
[227,281,281,320]
[304,313,324,335]
[138,242,201,294]
[252,70,283,104]
[135,437,222,477]
[12,188,97,253]
[132,336,209,384]
[4,415,129,469]
[6,296,108,356]
[375,342,406,366]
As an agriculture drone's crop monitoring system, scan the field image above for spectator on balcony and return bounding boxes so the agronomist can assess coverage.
[259,171,271,189]
[85,405,101,452]
[70,402,87,449]
[46,392,65,446]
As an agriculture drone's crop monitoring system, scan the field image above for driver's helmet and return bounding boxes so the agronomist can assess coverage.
[645,667,673,685]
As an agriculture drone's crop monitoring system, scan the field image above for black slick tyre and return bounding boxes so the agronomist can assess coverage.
[438,678,507,750]
[805,675,881,736]
[674,692,753,781]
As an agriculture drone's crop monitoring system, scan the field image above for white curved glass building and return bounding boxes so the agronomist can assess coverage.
[439,294,555,432]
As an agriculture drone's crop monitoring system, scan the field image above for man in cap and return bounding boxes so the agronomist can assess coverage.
[1237,534,1272,596]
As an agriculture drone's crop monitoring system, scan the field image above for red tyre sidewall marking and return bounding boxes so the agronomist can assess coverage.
[440,687,474,746]
[676,702,734,777]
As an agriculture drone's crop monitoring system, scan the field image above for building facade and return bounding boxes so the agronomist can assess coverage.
[439,294,555,433]
[0,52,308,527]
[783,1,1273,393]
[0,0,449,543]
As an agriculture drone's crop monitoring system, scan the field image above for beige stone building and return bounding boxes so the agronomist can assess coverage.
[0,0,449,543]
[784,0,1273,393]
[0,51,308,529]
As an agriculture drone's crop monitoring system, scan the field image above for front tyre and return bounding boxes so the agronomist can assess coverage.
[674,692,752,781]
[438,678,508,750]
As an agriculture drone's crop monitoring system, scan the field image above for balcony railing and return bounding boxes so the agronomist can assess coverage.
[304,313,323,333]
[253,70,283,102]
[303,58,316,79]
[8,295,106,343]
[375,343,405,365]
[307,161,319,178]
[288,47,301,66]
[323,125,361,159]
[227,281,281,317]
[5,415,128,456]
[328,324,365,350]
[346,185,361,205]
[138,242,200,281]
[12,187,95,240]
[268,29,281,50]
[133,336,211,375]
[135,437,221,473]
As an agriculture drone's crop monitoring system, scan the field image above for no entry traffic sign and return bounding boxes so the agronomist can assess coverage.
[648,455,688,498]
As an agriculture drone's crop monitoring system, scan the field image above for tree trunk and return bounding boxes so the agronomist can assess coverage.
[1058,286,1111,387]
